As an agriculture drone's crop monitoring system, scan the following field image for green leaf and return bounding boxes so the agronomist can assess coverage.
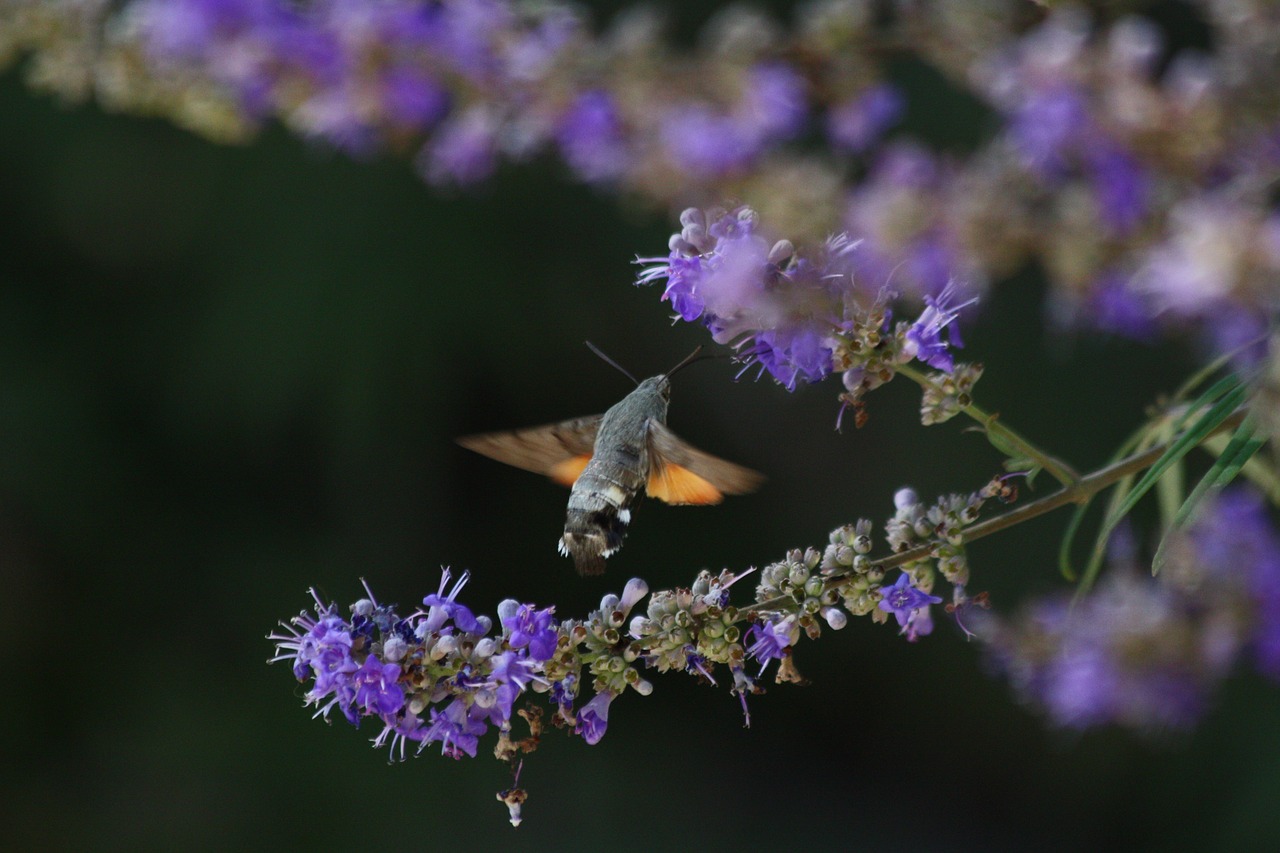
[1057,422,1156,581]
[1150,418,1265,575]
[1075,471,1136,599]
[1202,433,1280,502]
[1098,380,1247,537]
[1155,453,1185,535]
[985,426,1023,460]
[1168,373,1245,434]
[1074,379,1246,597]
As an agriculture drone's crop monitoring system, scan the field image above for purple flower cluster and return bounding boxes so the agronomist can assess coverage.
[101,0,820,191]
[966,9,1280,349]
[979,488,1280,731]
[269,571,569,761]
[8,2,1280,354]
[10,2,1280,349]
[636,205,975,392]
[272,542,960,818]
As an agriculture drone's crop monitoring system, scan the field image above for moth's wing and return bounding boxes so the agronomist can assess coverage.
[457,415,602,487]
[645,420,765,505]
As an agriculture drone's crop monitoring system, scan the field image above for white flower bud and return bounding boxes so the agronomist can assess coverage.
[821,606,848,630]
[496,599,520,625]
[382,636,407,662]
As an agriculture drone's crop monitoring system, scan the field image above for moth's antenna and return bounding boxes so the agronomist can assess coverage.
[585,341,641,385]
[664,345,706,379]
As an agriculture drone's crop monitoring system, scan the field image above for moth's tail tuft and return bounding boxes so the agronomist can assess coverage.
[560,513,625,576]
[573,552,607,576]
[559,533,609,575]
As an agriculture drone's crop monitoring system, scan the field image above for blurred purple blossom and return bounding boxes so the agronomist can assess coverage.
[10,0,1273,355]
[981,489,1280,731]
[827,83,904,155]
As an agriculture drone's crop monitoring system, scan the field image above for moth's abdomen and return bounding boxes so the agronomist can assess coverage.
[558,456,643,575]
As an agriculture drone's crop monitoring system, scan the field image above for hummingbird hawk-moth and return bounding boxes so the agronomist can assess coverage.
[457,347,764,575]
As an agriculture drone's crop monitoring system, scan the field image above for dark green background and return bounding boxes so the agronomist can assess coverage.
[2,21,1277,849]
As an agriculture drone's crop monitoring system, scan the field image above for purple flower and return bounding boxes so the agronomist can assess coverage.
[637,208,860,391]
[300,615,357,696]
[746,615,798,674]
[500,602,559,661]
[902,605,936,642]
[636,253,706,322]
[1039,644,1125,728]
[575,691,615,745]
[550,675,577,719]
[842,144,969,303]
[352,654,406,717]
[738,62,808,141]
[557,90,627,183]
[372,710,428,762]
[136,0,277,58]
[730,666,756,727]
[660,106,757,175]
[1079,271,1157,340]
[1008,83,1089,178]
[698,232,773,336]
[419,107,499,186]
[878,573,943,630]
[903,283,976,372]
[381,69,451,130]
[827,83,904,154]
[1183,488,1280,678]
[739,327,833,390]
[981,574,1223,731]
[424,698,488,758]
[1086,144,1148,235]
[477,650,542,727]
[419,568,486,635]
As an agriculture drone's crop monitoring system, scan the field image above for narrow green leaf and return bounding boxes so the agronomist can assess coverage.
[1057,422,1159,581]
[1168,373,1243,434]
[1075,471,1135,598]
[1076,386,1246,597]
[1155,454,1185,534]
[985,427,1022,460]
[1151,419,1264,574]
[1203,433,1280,502]
[1098,382,1248,539]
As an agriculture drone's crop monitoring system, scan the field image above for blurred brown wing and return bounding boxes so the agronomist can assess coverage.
[645,420,764,505]
[457,415,602,486]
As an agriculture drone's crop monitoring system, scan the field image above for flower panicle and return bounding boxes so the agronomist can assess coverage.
[8,3,1280,354]
[636,205,980,424]
[980,488,1280,732]
[272,481,1006,820]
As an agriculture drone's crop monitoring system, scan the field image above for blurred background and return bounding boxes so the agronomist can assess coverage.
[3,5,1280,849]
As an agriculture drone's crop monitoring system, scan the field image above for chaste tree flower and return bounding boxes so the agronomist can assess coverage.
[978,490,1280,731]
[635,205,978,410]
[5,1,1279,353]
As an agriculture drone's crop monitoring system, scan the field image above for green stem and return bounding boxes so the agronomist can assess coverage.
[896,362,1081,487]
[743,406,1251,616]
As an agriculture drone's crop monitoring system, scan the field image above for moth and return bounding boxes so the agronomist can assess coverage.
[457,346,764,575]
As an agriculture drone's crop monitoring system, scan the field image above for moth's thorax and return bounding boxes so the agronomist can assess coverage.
[561,375,670,574]
[592,375,670,454]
